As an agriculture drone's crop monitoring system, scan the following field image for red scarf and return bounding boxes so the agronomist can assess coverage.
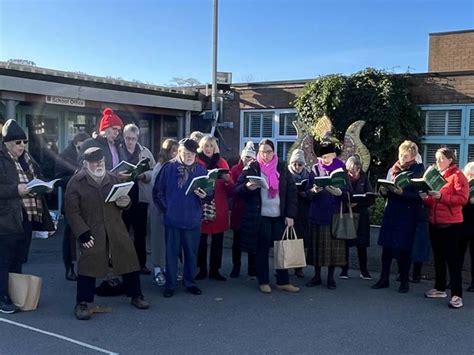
[391,159,416,178]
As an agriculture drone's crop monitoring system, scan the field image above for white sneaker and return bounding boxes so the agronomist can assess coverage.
[449,296,463,309]
[425,288,447,298]
[177,272,183,281]
[153,272,166,286]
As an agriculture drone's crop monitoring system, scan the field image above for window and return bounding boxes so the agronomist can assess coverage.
[243,111,273,138]
[279,113,297,136]
[423,110,462,136]
[277,142,293,161]
[470,109,474,136]
[468,144,474,162]
[241,109,297,161]
[420,105,474,168]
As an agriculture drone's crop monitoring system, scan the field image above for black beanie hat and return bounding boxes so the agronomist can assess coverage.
[179,138,199,153]
[317,142,336,157]
[2,119,27,142]
[259,138,275,152]
[84,147,104,162]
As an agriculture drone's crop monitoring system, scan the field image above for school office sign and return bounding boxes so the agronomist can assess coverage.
[45,95,85,107]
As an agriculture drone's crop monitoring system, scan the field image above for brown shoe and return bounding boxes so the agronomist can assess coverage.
[131,296,149,309]
[74,302,91,320]
[259,284,272,294]
[276,284,300,293]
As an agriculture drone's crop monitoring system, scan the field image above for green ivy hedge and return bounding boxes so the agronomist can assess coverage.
[293,68,423,184]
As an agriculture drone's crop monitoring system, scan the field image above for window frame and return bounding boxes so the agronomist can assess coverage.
[419,104,474,168]
[240,108,298,160]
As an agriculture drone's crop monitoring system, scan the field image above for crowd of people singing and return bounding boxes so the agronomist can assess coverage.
[0,108,473,320]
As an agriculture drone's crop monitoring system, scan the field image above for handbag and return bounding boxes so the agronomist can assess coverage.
[331,194,360,240]
[274,226,307,269]
[8,273,42,311]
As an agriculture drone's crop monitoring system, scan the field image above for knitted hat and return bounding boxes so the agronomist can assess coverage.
[317,142,336,157]
[241,141,256,159]
[99,108,124,132]
[84,147,104,162]
[259,138,275,152]
[179,138,199,153]
[289,149,306,165]
[2,119,27,142]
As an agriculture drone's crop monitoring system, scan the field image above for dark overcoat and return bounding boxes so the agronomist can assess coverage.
[347,171,374,248]
[235,161,298,254]
[65,169,139,278]
[378,163,425,251]
[0,144,54,237]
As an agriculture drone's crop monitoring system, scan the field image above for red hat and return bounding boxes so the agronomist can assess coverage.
[99,108,123,132]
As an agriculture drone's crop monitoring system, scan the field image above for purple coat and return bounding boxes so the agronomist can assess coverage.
[308,158,352,225]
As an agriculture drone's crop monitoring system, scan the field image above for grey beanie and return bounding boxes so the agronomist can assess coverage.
[241,141,256,159]
[289,149,306,165]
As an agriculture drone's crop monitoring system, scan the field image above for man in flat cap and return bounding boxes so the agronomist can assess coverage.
[65,147,149,320]
[153,138,211,298]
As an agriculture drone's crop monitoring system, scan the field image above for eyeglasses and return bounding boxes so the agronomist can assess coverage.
[292,162,304,167]
[259,150,273,155]
[15,140,28,145]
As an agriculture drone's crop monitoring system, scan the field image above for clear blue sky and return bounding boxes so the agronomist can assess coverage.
[1,0,473,85]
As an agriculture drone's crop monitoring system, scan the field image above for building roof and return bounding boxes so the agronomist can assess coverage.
[0,61,202,111]
[429,29,474,36]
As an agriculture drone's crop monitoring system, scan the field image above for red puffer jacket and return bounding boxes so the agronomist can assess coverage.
[424,165,469,224]
[197,157,234,234]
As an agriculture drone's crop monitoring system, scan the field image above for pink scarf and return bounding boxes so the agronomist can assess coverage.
[257,154,280,199]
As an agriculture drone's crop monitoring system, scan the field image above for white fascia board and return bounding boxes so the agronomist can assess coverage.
[0,75,202,112]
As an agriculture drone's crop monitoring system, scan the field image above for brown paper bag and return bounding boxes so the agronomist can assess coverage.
[8,273,42,311]
[274,226,307,269]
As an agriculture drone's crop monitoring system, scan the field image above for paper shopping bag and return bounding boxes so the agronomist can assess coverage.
[8,273,42,311]
[274,226,307,269]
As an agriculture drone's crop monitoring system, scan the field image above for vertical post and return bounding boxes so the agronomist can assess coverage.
[210,0,218,136]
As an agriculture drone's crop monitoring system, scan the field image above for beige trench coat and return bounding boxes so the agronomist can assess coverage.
[65,169,139,278]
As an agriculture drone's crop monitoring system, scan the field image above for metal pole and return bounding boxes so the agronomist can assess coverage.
[210,0,218,136]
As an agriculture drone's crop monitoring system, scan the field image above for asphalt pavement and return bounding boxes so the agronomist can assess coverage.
[0,230,473,354]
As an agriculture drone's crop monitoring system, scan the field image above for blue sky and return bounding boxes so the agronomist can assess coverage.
[0,0,473,85]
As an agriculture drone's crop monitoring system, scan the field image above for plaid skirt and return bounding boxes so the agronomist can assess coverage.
[307,224,346,267]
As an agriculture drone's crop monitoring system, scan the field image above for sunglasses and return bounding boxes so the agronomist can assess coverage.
[15,140,28,145]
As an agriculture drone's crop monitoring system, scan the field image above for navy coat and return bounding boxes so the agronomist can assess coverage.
[347,171,374,248]
[378,163,425,251]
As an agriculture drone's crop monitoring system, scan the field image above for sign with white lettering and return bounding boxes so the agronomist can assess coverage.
[45,96,85,107]
[216,72,232,84]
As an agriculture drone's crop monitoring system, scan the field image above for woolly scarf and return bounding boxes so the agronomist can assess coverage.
[174,157,197,189]
[288,164,310,183]
[10,151,43,222]
[198,152,220,170]
[390,159,417,179]
[318,158,343,175]
[257,154,279,199]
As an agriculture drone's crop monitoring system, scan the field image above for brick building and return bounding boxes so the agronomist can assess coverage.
[207,30,474,167]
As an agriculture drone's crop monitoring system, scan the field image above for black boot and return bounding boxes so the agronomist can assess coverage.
[230,265,240,278]
[306,266,322,287]
[327,266,336,289]
[209,269,227,281]
[399,281,409,293]
[371,275,389,289]
[195,268,208,280]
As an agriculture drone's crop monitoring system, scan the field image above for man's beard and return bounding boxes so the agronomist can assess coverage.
[86,165,106,182]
